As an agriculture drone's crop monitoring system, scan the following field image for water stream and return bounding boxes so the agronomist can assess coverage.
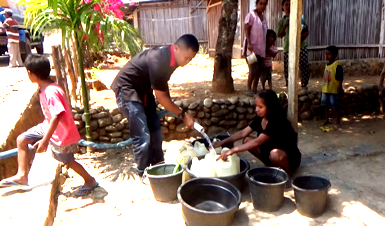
[194,122,215,151]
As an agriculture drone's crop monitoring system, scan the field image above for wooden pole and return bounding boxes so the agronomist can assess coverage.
[380,0,385,58]
[63,42,77,102]
[287,0,302,133]
[51,45,71,105]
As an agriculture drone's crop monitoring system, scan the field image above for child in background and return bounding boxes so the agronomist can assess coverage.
[261,29,278,90]
[0,54,98,196]
[321,46,343,128]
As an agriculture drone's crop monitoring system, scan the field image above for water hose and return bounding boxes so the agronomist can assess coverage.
[0,110,176,160]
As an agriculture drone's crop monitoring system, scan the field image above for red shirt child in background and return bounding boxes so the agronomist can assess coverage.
[0,54,98,196]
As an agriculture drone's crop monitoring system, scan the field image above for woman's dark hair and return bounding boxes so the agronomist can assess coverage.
[256,89,286,121]
[281,0,289,11]
[25,54,51,80]
[266,29,277,42]
[257,89,297,143]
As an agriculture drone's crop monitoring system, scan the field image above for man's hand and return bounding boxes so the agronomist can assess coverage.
[216,149,234,161]
[33,139,49,153]
[183,113,195,129]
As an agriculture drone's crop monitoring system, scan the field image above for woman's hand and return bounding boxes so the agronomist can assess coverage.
[216,149,234,161]
[213,141,222,148]
[247,42,253,52]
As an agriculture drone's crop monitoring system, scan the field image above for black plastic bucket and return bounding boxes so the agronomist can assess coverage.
[146,164,183,202]
[292,175,331,217]
[247,167,288,212]
[191,134,234,149]
[185,156,250,192]
[178,178,241,226]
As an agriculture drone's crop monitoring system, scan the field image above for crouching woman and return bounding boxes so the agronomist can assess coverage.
[215,89,301,177]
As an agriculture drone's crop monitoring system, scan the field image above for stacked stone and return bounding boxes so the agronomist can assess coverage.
[73,85,381,143]
[73,106,130,143]
[157,97,257,141]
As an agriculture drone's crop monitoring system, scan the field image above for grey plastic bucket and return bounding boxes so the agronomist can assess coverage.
[146,163,183,202]
[292,175,331,217]
[247,167,288,212]
[177,178,241,226]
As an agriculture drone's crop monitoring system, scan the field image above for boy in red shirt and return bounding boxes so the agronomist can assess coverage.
[0,54,98,196]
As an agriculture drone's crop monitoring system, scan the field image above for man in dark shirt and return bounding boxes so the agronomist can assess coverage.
[111,34,199,176]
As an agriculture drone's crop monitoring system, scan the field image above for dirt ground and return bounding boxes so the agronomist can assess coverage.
[52,56,385,225]
[89,54,381,109]
[53,117,385,226]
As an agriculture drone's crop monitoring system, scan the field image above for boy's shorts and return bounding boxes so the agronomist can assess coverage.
[321,93,339,109]
[21,124,77,164]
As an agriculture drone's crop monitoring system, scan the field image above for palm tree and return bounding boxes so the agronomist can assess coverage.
[18,0,143,141]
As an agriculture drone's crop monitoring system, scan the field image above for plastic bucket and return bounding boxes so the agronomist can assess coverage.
[292,175,331,217]
[246,167,288,212]
[146,163,183,202]
[185,156,250,192]
[178,178,241,226]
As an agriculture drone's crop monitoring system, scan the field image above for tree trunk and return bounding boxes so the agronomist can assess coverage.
[379,61,385,112]
[74,32,92,141]
[51,45,71,105]
[212,0,238,94]
[63,41,78,103]
[71,34,81,83]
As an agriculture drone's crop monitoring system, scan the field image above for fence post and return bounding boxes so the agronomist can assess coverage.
[287,0,302,134]
[51,45,71,106]
[380,0,385,58]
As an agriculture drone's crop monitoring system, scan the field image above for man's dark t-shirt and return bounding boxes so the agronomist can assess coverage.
[111,45,178,105]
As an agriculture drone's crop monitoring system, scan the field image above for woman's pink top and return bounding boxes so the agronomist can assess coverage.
[244,11,268,58]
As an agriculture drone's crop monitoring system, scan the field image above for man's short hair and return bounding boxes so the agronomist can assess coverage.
[175,34,199,52]
[25,54,51,80]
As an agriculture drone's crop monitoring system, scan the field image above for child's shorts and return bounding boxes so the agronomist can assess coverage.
[321,93,339,109]
[21,124,77,164]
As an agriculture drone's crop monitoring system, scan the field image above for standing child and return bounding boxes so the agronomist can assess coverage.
[261,29,278,90]
[0,54,98,196]
[321,46,343,128]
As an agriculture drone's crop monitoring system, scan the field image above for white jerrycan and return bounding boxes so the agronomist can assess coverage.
[199,150,217,177]
[190,157,200,177]
[215,152,241,177]
[213,138,222,154]
[193,141,209,156]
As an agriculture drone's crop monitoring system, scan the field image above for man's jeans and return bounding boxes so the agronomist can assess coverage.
[117,93,163,175]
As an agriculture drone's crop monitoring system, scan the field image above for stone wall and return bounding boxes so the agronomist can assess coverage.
[74,85,382,142]
[272,58,384,78]
[0,91,44,180]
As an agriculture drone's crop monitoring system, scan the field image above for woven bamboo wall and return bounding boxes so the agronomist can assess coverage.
[137,0,207,46]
